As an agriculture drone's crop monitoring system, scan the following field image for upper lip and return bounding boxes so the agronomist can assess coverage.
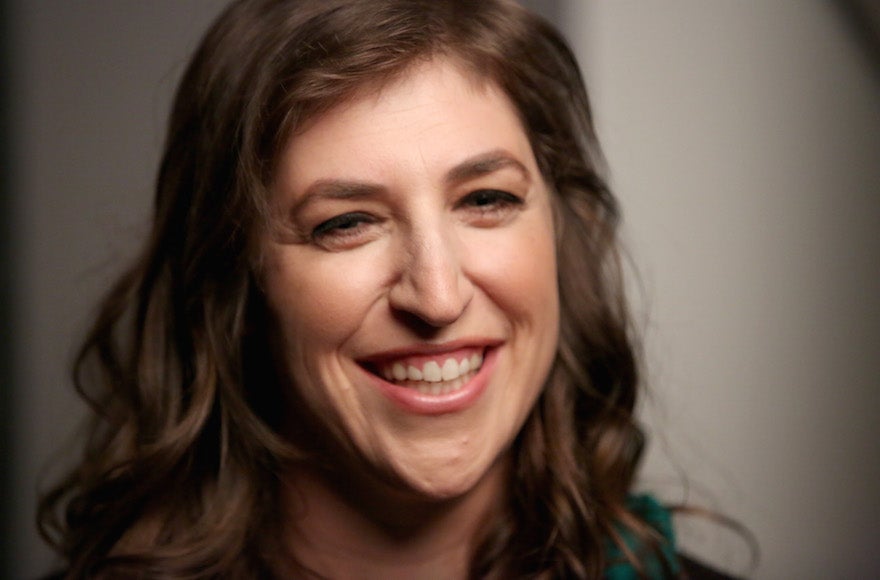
[357,337,502,364]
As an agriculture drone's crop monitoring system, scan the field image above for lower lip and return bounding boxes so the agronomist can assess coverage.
[362,347,498,415]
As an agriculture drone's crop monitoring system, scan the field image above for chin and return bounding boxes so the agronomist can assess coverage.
[378,445,508,503]
[402,472,484,501]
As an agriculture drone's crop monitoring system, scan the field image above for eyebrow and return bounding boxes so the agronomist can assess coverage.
[444,148,531,186]
[291,180,384,214]
[290,148,531,213]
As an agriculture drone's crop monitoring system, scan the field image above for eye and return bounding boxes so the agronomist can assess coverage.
[311,212,378,249]
[457,189,524,225]
[461,189,522,208]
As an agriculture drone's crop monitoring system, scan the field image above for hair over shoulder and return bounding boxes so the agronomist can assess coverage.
[39,1,673,577]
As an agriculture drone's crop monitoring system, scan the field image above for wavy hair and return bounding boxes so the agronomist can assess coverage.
[38,0,674,577]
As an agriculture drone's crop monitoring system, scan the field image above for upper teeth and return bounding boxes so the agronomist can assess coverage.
[382,352,483,383]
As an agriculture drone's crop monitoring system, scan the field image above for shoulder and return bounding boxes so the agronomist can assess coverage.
[617,495,742,580]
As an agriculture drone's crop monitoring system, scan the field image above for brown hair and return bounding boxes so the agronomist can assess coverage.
[39,1,674,577]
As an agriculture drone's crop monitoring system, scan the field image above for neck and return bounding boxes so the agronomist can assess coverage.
[280,457,509,580]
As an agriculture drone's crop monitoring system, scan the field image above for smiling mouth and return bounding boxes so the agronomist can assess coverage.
[362,349,485,396]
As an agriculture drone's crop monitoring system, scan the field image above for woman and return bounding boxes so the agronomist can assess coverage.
[40,0,713,577]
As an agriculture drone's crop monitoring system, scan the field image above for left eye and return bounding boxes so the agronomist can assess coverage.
[459,189,523,209]
[457,189,524,226]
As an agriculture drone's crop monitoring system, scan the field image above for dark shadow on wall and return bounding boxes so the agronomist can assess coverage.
[0,0,13,576]
[836,0,880,84]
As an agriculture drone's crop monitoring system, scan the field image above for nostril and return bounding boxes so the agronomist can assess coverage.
[387,282,469,328]
[391,309,454,334]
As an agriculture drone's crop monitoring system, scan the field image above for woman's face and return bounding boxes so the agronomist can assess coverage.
[261,59,559,499]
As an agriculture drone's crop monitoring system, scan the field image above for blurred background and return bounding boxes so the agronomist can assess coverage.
[3,1,878,578]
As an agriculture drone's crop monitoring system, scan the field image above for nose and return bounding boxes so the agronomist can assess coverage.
[388,223,473,328]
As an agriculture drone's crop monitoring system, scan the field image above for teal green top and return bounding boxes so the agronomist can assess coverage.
[605,495,679,579]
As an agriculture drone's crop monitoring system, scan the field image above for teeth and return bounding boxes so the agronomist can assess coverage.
[378,351,485,393]
[414,372,474,395]
[423,361,442,382]
[441,358,458,381]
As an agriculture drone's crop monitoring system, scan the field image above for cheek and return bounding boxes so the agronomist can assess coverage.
[465,212,559,325]
[262,246,389,348]
[260,248,386,441]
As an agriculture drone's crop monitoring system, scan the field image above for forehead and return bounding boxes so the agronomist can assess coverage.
[273,58,535,191]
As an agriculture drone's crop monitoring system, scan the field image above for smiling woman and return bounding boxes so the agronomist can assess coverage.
[262,60,559,507]
[38,0,704,578]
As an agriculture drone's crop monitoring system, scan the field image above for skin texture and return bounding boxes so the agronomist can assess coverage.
[260,59,560,576]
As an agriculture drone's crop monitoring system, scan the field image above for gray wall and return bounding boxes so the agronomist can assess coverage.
[5,1,879,578]
[568,2,880,577]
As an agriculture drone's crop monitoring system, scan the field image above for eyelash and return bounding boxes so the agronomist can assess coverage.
[311,212,375,242]
[457,189,523,213]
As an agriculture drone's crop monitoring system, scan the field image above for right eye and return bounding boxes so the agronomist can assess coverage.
[310,212,378,249]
